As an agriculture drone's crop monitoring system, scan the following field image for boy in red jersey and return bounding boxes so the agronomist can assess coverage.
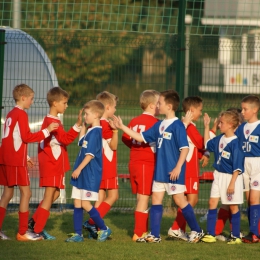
[28,87,82,240]
[83,91,118,238]
[0,84,58,241]
[122,90,159,241]
[168,96,209,241]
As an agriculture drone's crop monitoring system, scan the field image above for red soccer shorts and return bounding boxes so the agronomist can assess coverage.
[1,165,30,186]
[99,177,118,190]
[185,177,199,194]
[129,163,154,196]
[40,175,65,189]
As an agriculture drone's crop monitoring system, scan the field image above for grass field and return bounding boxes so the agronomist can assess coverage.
[0,211,258,260]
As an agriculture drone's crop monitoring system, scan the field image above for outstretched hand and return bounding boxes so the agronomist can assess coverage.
[203,113,211,127]
[47,122,59,132]
[108,118,117,130]
[112,115,123,129]
[182,110,193,126]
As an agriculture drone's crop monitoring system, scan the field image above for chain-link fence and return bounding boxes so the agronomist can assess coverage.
[1,0,258,213]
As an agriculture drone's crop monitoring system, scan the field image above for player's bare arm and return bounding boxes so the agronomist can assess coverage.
[169,147,189,181]
[79,123,86,139]
[112,115,143,143]
[107,118,118,150]
[204,113,211,145]
[71,154,93,179]
[227,170,240,195]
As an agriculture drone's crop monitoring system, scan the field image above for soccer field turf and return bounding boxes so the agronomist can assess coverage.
[0,211,257,260]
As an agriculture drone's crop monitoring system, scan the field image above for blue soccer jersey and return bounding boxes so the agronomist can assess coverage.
[70,126,102,192]
[236,121,260,157]
[141,118,189,184]
[206,135,244,174]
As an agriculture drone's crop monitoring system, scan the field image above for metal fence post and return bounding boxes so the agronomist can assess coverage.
[0,29,6,132]
[176,0,186,104]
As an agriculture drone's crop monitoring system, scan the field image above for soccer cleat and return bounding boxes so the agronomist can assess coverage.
[242,232,260,243]
[65,233,84,242]
[28,218,35,232]
[188,230,204,243]
[83,221,98,239]
[132,232,148,242]
[136,232,161,243]
[227,234,242,245]
[215,233,227,242]
[201,233,216,243]
[39,230,56,240]
[16,231,43,241]
[168,228,188,241]
[0,230,11,240]
[97,227,112,242]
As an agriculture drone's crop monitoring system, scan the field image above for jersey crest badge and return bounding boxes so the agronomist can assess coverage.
[82,140,88,148]
[227,194,232,201]
[249,135,259,143]
[170,185,176,191]
[246,129,250,134]
[163,132,172,140]
[221,151,230,159]
[86,191,92,197]
[253,181,259,187]
[161,126,165,132]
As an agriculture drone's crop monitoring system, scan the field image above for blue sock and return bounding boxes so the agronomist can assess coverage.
[182,204,201,233]
[88,207,107,231]
[150,205,163,238]
[247,207,250,225]
[207,209,217,236]
[231,211,240,238]
[73,207,83,236]
[249,205,260,236]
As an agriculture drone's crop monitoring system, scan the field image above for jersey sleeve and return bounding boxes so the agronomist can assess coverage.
[141,122,158,143]
[206,137,217,152]
[175,121,189,149]
[52,124,80,146]
[101,120,113,140]
[187,124,204,150]
[83,130,100,157]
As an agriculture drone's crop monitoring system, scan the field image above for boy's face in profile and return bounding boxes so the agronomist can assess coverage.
[22,93,34,109]
[241,102,258,121]
[55,97,68,114]
[157,95,170,114]
[190,103,203,122]
[218,116,233,134]
[106,101,117,117]
[84,108,97,125]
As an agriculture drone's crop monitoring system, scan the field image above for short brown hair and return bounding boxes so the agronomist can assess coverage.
[47,87,69,107]
[96,91,118,106]
[219,110,240,129]
[13,84,34,102]
[241,95,260,111]
[226,107,244,124]
[182,96,203,113]
[160,90,180,111]
[84,100,104,118]
[140,90,160,110]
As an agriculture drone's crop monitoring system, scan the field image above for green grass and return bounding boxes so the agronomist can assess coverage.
[1,211,258,260]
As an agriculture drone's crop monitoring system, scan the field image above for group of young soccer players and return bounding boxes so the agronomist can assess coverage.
[0,84,260,245]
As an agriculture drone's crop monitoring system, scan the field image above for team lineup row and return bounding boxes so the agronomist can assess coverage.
[0,85,259,244]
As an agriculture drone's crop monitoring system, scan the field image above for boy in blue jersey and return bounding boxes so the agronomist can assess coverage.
[113,90,204,243]
[201,111,244,245]
[236,95,260,243]
[65,100,112,242]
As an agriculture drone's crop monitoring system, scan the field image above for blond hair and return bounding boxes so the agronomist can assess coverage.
[140,90,160,110]
[47,87,69,107]
[96,91,118,106]
[13,84,34,102]
[160,90,180,111]
[219,110,240,129]
[84,100,104,118]
[242,95,260,111]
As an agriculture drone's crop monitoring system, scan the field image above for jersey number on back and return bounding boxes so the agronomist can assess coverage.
[242,141,251,152]
[2,117,12,139]
[132,125,146,145]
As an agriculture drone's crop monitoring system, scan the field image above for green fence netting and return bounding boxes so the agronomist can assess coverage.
[1,0,259,213]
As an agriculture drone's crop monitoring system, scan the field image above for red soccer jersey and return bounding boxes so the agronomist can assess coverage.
[185,122,205,178]
[122,112,159,164]
[101,118,117,180]
[38,115,80,178]
[1,106,49,167]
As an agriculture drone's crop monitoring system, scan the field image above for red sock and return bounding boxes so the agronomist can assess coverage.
[32,201,43,222]
[88,202,111,225]
[171,208,186,231]
[0,207,6,229]
[33,207,50,233]
[18,211,29,235]
[215,208,229,235]
[134,211,149,237]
